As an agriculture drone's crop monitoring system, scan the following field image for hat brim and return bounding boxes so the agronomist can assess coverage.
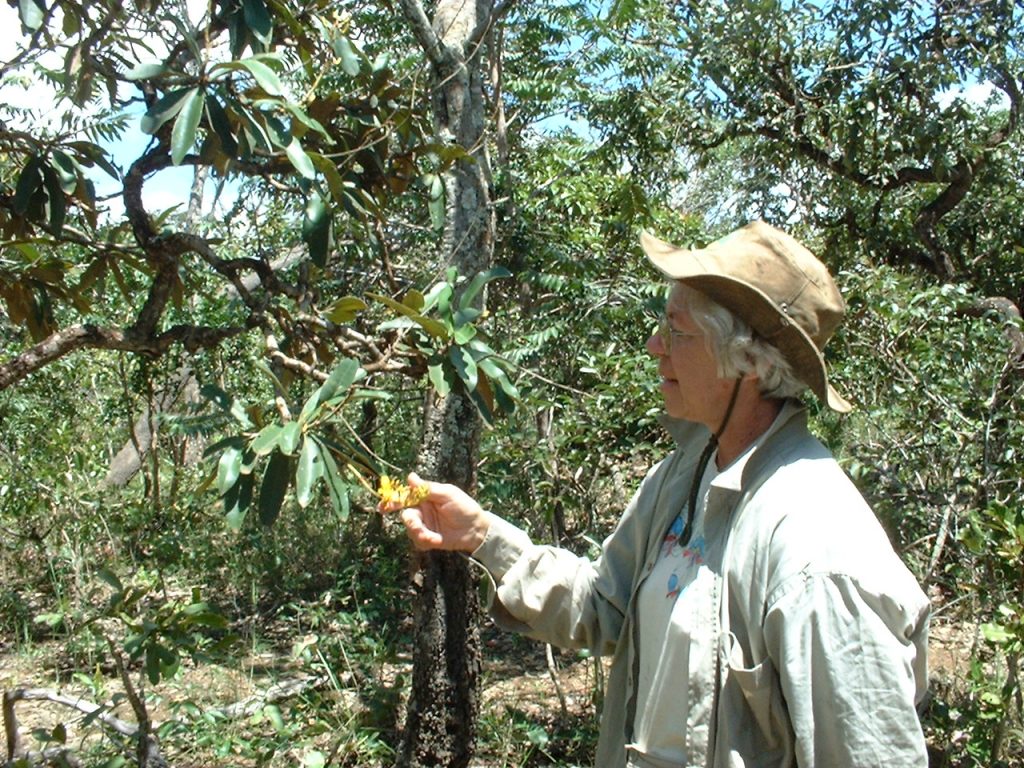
[642,231,852,413]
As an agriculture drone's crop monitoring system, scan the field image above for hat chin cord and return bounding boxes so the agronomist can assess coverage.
[679,378,743,548]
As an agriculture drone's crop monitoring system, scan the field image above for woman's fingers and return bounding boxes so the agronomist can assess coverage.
[400,507,443,549]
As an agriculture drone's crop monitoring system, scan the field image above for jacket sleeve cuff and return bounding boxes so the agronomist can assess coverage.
[471,513,533,581]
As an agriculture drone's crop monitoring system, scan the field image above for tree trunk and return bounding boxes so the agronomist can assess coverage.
[397,0,497,765]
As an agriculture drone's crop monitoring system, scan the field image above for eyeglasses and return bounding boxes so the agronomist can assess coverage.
[656,315,703,348]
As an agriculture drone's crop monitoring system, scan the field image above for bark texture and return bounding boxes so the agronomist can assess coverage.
[397,0,497,765]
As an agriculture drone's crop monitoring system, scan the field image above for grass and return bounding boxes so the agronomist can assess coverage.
[0,460,1019,768]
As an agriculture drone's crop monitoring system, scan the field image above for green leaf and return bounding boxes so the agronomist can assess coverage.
[421,281,453,313]
[41,165,66,232]
[981,622,1014,646]
[423,172,442,198]
[18,0,45,31]
[34,612,65,628]
[404,289,425,312]
[340,187,371,219]
[309,152,347,200]
[258,452,290,526]
[377,317,416,333]
[229,399,254,429]
[232,101,272,152]
[297,387,323,426]
[242,0,273,47]
[452,307,481,327]
[332,36,362,76]
[325,296,367,324]
[278,421,301,455]
[426,173,445,230]
[317,358,360,404]
[250,424,282,456]
[264,703,286,732]
[295,436,322,508]
[413,315,451,339]
[302,192,331,268]
[317,440,350,521]
[262,114,290,148]
[367,292,421,319]
[277,99,331,140]
[49,150,79,193]
[125,62,169,81]
[74,144,118,181]
[285,137,316,179]
[366,293,450,339]
[200,384,253,427]
[227,0,249,57]
[224,472,254,529]
[163,12,204,63]
[526,725,550,749]
[11,242,39,261]
[449,346,478,392]
[141,87,193,135]
[205,97,238,157]
[96,568,124,593]
[478,359,518,414]
[427,363,451,396]
[146,646,161,685]
[216,445,243,494]
[171,88,205,165]
[13,156,43,215]
[453,323,476,344]
[238,57,283,96]
[468,382,495,426]
[459,266,512,310]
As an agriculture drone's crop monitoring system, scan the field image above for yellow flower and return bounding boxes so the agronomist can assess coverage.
[377,474,429,509]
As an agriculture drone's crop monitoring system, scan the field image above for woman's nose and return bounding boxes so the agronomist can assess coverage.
[646,331,665,356]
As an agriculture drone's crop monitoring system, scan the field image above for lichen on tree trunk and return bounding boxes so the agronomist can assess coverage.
[400,386,485,768]
[396,0,497,765]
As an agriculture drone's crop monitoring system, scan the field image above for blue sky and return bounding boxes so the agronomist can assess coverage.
[0,2,233,223]
[1,2,1008,226]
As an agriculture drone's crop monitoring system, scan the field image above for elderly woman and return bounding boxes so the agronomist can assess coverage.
[390,222,930,767]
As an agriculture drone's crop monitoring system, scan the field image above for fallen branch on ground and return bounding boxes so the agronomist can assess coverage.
[3,672,341,767]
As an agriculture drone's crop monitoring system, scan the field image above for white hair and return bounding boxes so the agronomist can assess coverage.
[674,284,807,400]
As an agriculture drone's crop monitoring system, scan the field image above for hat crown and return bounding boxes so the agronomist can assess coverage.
[705,221,844,350]
[640,220,850,412]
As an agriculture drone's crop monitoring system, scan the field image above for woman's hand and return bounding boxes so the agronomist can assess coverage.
[380,473,491,553]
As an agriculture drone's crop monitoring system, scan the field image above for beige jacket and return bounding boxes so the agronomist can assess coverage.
[472,401,930,767]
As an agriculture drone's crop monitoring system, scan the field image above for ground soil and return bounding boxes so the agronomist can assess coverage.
[0,612,997,767]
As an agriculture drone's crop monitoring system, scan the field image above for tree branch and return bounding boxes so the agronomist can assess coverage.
[109,645,167,768]
[912,160,974,276]
[4,687,139,740]
[0,322,249,391]
[123,149,168,247]
[398,0,446,67]
[958,297,1024,367]
[2,674,347,768]
[209,674,335,719]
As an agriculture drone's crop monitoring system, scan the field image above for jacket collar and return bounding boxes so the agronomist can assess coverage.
[659,399,809,494]
[657,412,710,449]
[738,398,809,488]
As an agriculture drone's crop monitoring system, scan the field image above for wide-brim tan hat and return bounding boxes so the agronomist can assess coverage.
[641,220,852,413]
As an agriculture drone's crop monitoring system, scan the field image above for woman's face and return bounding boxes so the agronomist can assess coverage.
[646,284,737,428]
